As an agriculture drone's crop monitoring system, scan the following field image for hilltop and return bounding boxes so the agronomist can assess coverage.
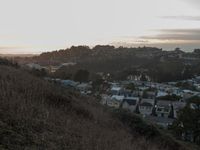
[16,45,200,82]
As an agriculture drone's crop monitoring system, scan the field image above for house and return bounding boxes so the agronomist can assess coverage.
[121,97,139,112]
[26,63,43,70]
[138,86,149,91]
[139,98,155,116]
[49,65,61,73]
[101,94,121,108]
[76,83,92,94]
[60,62,76,67]
[182,90,197,100]
[122,89,140,97]
[171,87,182,96]
[111,95,125,101]
[60,80,78,88]
[107,99,121,108]
[172,101,186,118]
[194,83,200,91]
[143,91,156,99]
[155,100,172,118]
[156,90,168,97]
[110,86,123,95]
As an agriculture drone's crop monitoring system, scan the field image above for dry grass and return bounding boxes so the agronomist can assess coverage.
[0,65,197,150]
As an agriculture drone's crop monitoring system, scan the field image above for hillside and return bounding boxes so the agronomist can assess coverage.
[16,45,200,82]
[0,61,199,150]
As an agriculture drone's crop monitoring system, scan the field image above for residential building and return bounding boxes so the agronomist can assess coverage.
[172,101,186,118]
[156,100,172,118]
[121,97,139,112]
[139,98,155,116]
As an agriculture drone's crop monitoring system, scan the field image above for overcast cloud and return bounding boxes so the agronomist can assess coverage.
[162,16,200,21]
[141,29,200,41]
[0,0,200,53]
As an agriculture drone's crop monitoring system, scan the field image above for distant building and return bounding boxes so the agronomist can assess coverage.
[26,63,42,70]
[77,83,92,94]
[156,100,172,118]
[111,95,125,101]
[60,80,78,88]
[172,101,186,118]
[156,91,168,97]
[60,62,76,67]
[101,94,121,108]
[110,86,123,95]
[121,97,139,112]
[49,66,61,73]
[139,98,155,116]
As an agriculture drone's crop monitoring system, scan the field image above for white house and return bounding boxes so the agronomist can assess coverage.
[110,86,123,95]
[111,95,125,101]
[139,98,155,116]
[156,90,168,98]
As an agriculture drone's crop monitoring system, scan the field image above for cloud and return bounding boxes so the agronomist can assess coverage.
[111,28,200,51]
[181,0,200,8]
[161,16,200,21]
[141,29,200,42]
[183,0,200,5]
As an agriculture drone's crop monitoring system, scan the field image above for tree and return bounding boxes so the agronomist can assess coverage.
[126,83,135,91]
[157,94,181,101]
[73,69,89,83]
[188,96,200,110]
[30,68,47,77]
[140,74,148,81]
[175,47,181,51]
[92,78,104,92]
[194,49,200,54]
[171,106,200,145]
[53,69,72,80]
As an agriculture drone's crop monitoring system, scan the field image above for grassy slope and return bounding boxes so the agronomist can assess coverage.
[0,65,198,150]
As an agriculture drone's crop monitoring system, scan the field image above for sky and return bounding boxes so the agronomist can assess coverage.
[0,0,200,54]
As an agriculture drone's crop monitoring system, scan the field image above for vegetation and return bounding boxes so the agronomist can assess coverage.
[125,83,135,91]
[176,82,196,91]
[189,96,200,109]
[73,69,90,83]
[170,96,200,146]
[0,59,198,149]
[27,68,47,77]
[18,45,200,82]
[0,58,18,68]
[171,106,200,145]
[157,94,182,101]
[16,45,200,82]
[113,109,196,150]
